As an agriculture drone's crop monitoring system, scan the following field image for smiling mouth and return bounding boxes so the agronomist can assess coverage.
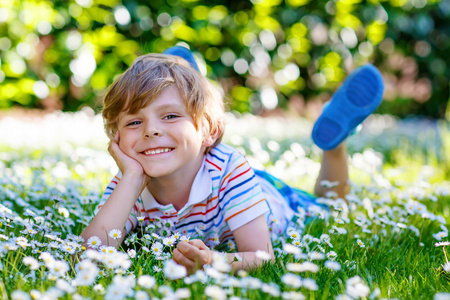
[142,148,173,155]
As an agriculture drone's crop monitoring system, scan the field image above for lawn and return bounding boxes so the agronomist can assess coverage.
[0,111,449,300]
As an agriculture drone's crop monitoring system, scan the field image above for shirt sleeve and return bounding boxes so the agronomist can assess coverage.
[94,172,140,233]
[218,151,270,232]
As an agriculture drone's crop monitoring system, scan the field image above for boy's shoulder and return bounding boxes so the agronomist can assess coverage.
[205,143,247,172]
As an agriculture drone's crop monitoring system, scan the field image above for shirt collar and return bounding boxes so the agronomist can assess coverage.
[141,157,213,212]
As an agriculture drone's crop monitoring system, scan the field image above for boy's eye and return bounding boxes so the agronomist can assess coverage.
[164,114,178,120]
[126,121,141,126]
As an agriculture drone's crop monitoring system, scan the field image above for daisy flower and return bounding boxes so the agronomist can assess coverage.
[163,236,176,247]
[325,260,341,271]
[61,242,77,254]
[127,249,136,258]
[179,235,190,243]
[49,260,69,277]
[433,231,448,241]
[15,237,30,249]
[204,285,227,300]
[227,240,236,250]
[93,284,105,294]
[22,256,40,270]
[211,234,220,246]
[283,243,301,254]
[153,265,162,272]
[108,229,122,240]
[309,251,325,260]
[138,275,156,289]
[99,245,116,254]
[443,262,450,273]
[281,273,302,289]
[356,239,365,248]
[151,242,163,256]
[302,278,318,291]
[11,290,30,300]
[163,260,187,280]
[288,231,300,240]
[255,250,272,261]
[435,241,450,247]
[86,236,102,249]
[175,288,191,299]
[135,291,150,300]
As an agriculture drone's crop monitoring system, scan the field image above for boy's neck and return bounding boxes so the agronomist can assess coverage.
[146,154,204,211]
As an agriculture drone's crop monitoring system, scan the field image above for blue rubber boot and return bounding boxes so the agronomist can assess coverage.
[311,64,384,150]
[163,46,199,72]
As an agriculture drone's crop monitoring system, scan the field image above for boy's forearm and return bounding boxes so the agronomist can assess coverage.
[81,174,144,248]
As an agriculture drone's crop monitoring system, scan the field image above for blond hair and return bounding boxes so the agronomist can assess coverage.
[102,53,225,150]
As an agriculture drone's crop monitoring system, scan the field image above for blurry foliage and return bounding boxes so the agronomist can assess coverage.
[0,0,448,117]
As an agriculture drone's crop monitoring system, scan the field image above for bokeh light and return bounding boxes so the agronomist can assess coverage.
[0,0,446,117]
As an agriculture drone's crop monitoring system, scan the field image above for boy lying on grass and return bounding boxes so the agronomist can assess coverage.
[81,46,384,273]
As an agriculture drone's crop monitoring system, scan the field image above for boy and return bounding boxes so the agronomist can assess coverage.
[81,46,384,273]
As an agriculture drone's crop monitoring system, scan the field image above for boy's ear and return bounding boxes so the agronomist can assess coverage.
[202,127,221,148]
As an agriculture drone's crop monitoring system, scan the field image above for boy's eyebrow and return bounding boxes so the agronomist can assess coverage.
[154,103,185,111]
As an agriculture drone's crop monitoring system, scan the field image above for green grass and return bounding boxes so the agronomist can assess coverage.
[0,115,449,299]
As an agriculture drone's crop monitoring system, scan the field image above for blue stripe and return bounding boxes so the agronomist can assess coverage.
[219,175,255,204]
[175,207,224,230]
[210,153,225,163]
[213,145,232,155]
[221,187,258,210]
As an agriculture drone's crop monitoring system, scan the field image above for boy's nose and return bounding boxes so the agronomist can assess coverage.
[144,128,163,138]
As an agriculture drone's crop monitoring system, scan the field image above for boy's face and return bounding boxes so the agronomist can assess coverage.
[117,85,209,180]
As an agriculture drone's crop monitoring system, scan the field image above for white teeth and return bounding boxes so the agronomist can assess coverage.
[144,148,171,155]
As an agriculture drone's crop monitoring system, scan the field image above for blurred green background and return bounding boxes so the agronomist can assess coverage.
[0,0,448,118]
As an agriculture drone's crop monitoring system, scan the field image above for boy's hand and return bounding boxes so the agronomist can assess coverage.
[108,132,148,188]
[172,240,212,274]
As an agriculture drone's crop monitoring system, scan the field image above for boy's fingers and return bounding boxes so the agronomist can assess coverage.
[172,249,194,271]
[188,239,209,250]
[177,241,200,259]
[178,241,211,266]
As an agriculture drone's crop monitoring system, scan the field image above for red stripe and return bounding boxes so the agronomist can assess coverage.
[180,201,220,220]
[229,167,251,182]
[206,159,222,171]
[219,162,246,189]
[221,233,234,241]
[219,229,231,241]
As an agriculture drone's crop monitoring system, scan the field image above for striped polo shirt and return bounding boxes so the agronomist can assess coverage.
[95,143,272,247]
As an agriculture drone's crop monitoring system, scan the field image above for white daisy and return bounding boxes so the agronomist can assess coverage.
[436,241,450,247]
[22,256,40,270]
[281,273,302,288]
[135,290,149,300]
[11,290,30,300]
[204,285,227,300]
[325,260,341,271]
[356,239,365,248]
[163,236,176,247]
[302,278,318,291]
[127,249,136,258]
[151,242,163,256]
[86,236,102,249]
[108,229,122,240]
[163,260,187,280]
[138,275,156,289]
[255,250,272,261]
